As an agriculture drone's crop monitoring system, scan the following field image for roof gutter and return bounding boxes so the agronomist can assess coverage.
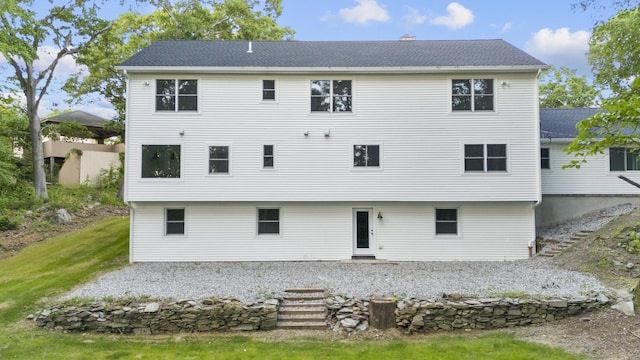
[114,65,548,75]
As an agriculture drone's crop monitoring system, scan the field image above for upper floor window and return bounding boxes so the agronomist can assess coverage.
[156,79,198,111]
[541,148,550,169]
[209,146,229,174]
[141,145,180,178]
[311,80,352,112]
[165,208,185,235]
[354,145,379,167]
[262,80,276,100]
[610,147,640,171]
[452,79,494,111]
[464,144,507,172]
[263,145,274,168]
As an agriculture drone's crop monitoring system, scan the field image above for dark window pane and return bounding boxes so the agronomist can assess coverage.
[465,145,484,158]
[263,145,273,156]
[258,222,279,234]
[166,222,185,235]
[178,96,197,111]
[465,159,484,171]
[263,80,275,100]
[311,96,330,111]
[436,209,457,221]
[263,90,275,100]
[156,80,175,95]
[354,145,366,167]
[452,95,471,110]
[541,148,550,169]
[333,96,352,112]
[209,160,229,173]
[210,146,229,159]
[541,158,550,169]
[610,147,625,171]
[263,157,274,167]
[259,209,279,221]
[627,149,640,170]
[333,80,351,95]
[436,222,457,235]
[142,145,180,178]
[367,145,380,166]
[487,144,506,157]
[474,79,493,95]
[487,159,507,171]
[166,209,184,222]
[311,80,330,95]
[178,80,197,94]
[156,95,175,111]
[356,211,369,248]
[263,80,275,90]
[452,79,471,95]
[474,95,494,110]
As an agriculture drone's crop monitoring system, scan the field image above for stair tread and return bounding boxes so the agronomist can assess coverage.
[277,321,327,329]
[283,296,325,301]
[280,310,326,315]
[278,315,326,322]
[285,288,326,293]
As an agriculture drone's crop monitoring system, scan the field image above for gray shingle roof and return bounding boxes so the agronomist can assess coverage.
[540,108,599,139]
[119,40,546,68]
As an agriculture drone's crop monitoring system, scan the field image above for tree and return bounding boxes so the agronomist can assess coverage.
[65,0,294,134]
[0,1,112,201]
[539,66,599,108]
[564,6,640,168]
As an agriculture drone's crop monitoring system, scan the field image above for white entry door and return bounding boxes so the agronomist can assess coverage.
[353,209,373,256]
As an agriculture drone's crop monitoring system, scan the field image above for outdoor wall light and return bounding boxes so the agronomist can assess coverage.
[377,211,383,220]
[304,130,309,136]
[144,81,151,87]
[179,130,185,136]
[324,129,331,137]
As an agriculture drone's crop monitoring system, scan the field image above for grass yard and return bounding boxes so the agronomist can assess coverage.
[0,217,584,359]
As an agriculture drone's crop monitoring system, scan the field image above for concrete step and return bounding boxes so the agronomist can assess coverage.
[285,288,325,293]
[280,309,325,315]
[283,295,325,301]
[278,314,326,322]
[276,321,328,330]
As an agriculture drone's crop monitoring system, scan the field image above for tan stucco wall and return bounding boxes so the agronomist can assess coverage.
[79,151,121,185]
[58,153,81,186]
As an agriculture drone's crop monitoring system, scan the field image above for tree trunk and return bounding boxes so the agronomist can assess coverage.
[28,104,49,202]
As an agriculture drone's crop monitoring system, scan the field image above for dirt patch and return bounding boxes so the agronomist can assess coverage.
[0,204,128,260]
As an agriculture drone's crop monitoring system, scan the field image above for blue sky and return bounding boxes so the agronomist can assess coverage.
[2,0,617,118]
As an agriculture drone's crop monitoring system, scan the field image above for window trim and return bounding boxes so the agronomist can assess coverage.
[541,147,550,170]
[262,79,276,101]
[141,144,182,180]
[451,78,495,112]
[463,143,508,173]
[263,144,276,169]
[310,79,353,113]
[352,144,382,169]
[609,147,640,171]
[155,79,199,112]
[435,207,460,236]
[164,208,186,236]
[257,208,281,235]
[208,145,231,175]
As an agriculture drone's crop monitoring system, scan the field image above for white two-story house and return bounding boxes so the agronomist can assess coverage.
[117,39,547,262]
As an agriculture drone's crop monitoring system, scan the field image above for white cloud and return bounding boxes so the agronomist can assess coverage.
[501,22,512,33]
[338,0,390,25]
[526,28,591,73]
[403,7,427,26]
[34,45,88,76]
[430,2,474,30]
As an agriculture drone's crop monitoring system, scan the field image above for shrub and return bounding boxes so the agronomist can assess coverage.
[0,209,22,231]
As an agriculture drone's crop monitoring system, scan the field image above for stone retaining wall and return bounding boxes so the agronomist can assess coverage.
[35,298,278,334]
[327,294,610,333]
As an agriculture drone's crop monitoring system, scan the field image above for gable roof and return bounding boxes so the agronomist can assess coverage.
[118,40,547,71]
[540,108,599,139]
[42,110,118,139]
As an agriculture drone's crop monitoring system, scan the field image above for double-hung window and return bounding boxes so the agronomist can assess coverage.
[311,80,352,112]
[156,79,198,111]
[258,208,280,234]
[435,208,458,235]
[165,208,185,235]
[541,148,550,169]
[354,145,380,167]
[610,147,640,171]
[263,145,274,168]
[141,145,181,178]
[262,80,276,100]
[209,146,229,174]
[464,144,507,172]
[452,79,494,111]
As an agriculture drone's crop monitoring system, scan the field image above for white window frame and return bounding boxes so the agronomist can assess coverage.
[257,208,281,235]
[451,78,495,112]
[208,145,231,175]
[262,80,276,101]
[263,144,276,169]
[164,208,186,236]
[310,79,353,113]
[140,144,182,180]
[352,144,383,169]
[434,207,461,237]
[541,147,550,170]
[463,144,508,173]
[155,79,199,112]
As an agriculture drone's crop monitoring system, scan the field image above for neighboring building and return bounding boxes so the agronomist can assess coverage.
[538,108,640,226]
[42,110,123,185]
[117,40,547,262]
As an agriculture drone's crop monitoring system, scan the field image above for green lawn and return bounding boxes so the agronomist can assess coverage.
[0,217,584,359]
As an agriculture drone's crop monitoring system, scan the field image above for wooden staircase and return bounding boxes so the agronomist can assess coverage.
[538,230,593,257]
[277,288,328,330]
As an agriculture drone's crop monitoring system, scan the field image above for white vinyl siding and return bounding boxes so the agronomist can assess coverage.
[130,202,534,262]
[125,73,540,203]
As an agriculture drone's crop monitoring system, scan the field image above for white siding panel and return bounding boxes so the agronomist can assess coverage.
[131,201,534,262]
[542,143,640,195]
[125,73,540,203]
